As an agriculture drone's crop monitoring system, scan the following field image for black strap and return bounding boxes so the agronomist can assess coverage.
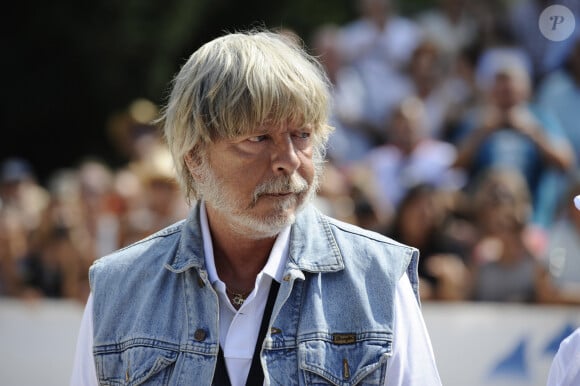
[213,349,230,386]
[213,280,280,386]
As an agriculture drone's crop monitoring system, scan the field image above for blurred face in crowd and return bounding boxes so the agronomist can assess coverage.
[410,41,441,97]
[490,68,530,110]
[473,170,531,236]
[389,97,426,154]
[398,189,441,246]
[311,26,342,83]
[189,120,319,239]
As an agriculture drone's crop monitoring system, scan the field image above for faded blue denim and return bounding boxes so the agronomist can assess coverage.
[89,203,419,385]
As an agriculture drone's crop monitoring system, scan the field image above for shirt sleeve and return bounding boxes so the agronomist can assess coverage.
[385,273,442,386]
[70,293,98,386]
[547,328,580,386]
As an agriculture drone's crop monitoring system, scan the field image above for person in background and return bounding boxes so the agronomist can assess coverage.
[0,200,25,295]
[118,142,189,245]
[23,162,118,302]
[337,0,422,73]
[336,0,423,144]
[472,16,534,92]
[353,96,465,228]
[466,167,550,303]
[398,38,470,140]
[0,158,50,242]
[386,183,472,301]
[439,42,486,143]
[106,98,190,247]
[415,0,478,69]
[0,158,50,296]
[536,32,580,167]
[70,29,442,386]
[309,24,374,167]
[453,60,575,229]
[18,223,83,299]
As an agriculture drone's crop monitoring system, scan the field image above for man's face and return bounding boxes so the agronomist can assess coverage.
[192,122,319,239]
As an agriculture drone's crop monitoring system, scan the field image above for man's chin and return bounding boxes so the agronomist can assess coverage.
[254,190,303,211]
[229,214,294,240]
[208,187,314,239]
[232,198,307,239]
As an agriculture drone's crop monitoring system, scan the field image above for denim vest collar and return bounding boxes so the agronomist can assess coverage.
[164,202,345,275]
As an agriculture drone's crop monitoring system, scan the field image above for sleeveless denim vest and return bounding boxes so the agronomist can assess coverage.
[89,203,420,385]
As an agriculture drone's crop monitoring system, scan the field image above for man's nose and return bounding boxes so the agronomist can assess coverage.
[271,136,300,175]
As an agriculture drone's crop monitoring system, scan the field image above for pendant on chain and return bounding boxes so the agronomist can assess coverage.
[231,293,246,307]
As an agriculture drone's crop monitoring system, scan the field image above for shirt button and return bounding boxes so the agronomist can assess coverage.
[194,329,207,341]
[283,274,291,282]
[270,327,282,335]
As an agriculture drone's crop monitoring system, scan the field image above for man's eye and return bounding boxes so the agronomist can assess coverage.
[247,135,268,143]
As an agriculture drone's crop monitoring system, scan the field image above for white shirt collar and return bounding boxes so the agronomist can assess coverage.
[200,201,290,286]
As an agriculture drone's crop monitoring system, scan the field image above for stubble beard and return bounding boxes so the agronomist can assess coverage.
[194,159,321,240]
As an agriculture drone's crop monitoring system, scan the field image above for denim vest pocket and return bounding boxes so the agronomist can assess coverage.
[298,338,390,385]
[94,345,178,386]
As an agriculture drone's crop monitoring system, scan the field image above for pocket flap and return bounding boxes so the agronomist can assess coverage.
[299,338,391,385]
[95,346,178,386]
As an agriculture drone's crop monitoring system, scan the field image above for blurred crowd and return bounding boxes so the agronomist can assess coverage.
[2,0,580,305]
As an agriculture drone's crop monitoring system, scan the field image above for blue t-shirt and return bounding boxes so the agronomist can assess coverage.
[455,103,569,227]
[456,104,566,193]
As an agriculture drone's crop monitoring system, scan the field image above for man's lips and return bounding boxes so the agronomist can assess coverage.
[265,192,293,197]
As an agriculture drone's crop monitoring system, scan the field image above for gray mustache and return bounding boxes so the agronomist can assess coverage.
[253,175,309,197]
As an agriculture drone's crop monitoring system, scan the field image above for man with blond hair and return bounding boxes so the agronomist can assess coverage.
[70,29,441,385]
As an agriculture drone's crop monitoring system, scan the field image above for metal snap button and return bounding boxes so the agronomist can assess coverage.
[194,328,207,341]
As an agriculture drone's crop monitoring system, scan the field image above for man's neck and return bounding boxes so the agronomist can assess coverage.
[205,205,277,291]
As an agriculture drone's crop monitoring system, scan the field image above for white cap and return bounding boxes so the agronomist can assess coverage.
[575,195,580,210]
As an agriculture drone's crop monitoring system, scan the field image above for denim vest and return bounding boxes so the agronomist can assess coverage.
[89,203,420,386]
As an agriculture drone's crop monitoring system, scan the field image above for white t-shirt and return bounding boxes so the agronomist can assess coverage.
[70,205,442,386]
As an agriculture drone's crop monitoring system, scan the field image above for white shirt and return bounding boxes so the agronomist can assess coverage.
[200,203,289,386]
[547,327,580,386]
[70,204,441,385]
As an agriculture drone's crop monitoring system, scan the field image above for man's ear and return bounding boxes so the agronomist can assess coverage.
[184,148,203,178]
[184,150,196,171]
